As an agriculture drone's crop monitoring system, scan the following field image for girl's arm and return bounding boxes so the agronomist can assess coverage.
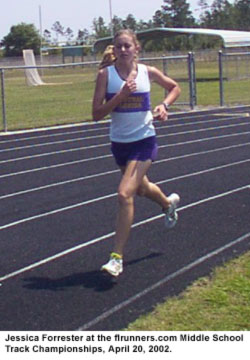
[147,66,181,121]
[92,68,136,121]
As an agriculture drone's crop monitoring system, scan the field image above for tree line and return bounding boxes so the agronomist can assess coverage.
[1,0,249,56]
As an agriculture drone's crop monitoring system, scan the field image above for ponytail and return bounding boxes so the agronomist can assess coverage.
[99,45,116,69]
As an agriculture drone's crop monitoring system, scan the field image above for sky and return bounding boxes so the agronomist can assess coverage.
[0,0,222,41]
[0,0,204,41]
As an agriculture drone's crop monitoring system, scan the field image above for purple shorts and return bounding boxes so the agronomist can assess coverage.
[111,136,158,167]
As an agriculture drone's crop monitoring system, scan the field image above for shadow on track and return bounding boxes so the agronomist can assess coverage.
[22,252,163,293]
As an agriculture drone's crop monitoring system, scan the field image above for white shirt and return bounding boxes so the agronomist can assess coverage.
[106,63,155,143]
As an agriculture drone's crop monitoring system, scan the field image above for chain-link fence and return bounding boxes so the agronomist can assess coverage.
[0,54,196,132]
[140,53,196,109]
[219,50,250,106]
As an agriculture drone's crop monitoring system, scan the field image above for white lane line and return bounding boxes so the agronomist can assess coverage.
[1,105,249,139]
[0,119,110,137]
[0,141,110,155]
[1,159,250,229]
[1,139,250,181]
[0,130,250,165]
[0,120,249,153]
[158,131,250,149]
[0,192,116,231]
[0,154,113,179]
[0,184,249,283]
[1,141,250,200]
[0,111,231,142]
[157,158,250,186]
[0,134,109,153]
[0,158,249,230]
[0,113,247,147]
[156,114,250,130]
[0,142,110,165]
[77,231,250,331]
[0,127,108,144]
[158,120,250,138]
[0,169,120,200]
[157,141,250,165]
[212,112,250,117]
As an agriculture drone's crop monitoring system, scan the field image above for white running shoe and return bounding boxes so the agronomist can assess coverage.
[164,193,180,229]
[101,253,123,277]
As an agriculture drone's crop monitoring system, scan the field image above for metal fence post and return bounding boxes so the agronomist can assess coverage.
[188,52,196,109]
[218,50,224,107]
[0,69,7,132]
[192,52,197,106]
[162,56,168,97]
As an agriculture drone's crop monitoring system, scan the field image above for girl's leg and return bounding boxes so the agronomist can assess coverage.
[137,175,171,210]
[102,160,179,276]
[113,159,152,256]
[137,175,180,229]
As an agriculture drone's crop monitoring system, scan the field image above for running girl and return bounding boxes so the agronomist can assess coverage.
[92,29,181,277]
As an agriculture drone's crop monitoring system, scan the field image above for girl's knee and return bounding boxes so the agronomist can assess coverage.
[117,189,134,205]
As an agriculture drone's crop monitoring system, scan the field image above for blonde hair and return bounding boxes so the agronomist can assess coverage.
[99,29,141,69]
[99,45,116,69]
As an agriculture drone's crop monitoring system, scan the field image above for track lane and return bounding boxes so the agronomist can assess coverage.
[0,106,249,330]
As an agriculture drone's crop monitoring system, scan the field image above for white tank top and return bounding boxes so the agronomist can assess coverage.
[106,63,155,143]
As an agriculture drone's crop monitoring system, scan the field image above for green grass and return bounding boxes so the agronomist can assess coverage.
[125,251,250,331]
[1,71,95,130]
[223,79,250,105]
[196,81,220,106]
[0,58,249,131]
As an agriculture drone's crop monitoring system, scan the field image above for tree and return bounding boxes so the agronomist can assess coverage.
[200,0,237,29]
[2,23,41,56]
[64,27,74,43]
[43,29,52,44]
[51,21,65,43]
[76,28,90,44]
[112,15,124,33]
[159,0,197,50]
[162,0,196,28]
[136,19,153,31]
[92,17,110,38]
[234,0,250,30]
[198,0,211,26]
[152,10,168,28]
[123,14,137,31]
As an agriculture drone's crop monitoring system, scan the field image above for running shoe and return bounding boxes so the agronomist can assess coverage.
[164,193,180,228]
[101,253,123,277]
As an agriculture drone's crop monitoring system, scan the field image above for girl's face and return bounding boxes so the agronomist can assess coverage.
[114,34,138,62]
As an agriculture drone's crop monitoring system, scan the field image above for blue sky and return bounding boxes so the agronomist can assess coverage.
[0,0,215,40]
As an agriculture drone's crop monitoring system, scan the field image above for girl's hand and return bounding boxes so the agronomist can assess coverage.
[153,104,168,121]
[120,79,137,98]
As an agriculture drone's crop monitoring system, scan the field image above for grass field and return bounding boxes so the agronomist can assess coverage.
[1,57,249,132]
[1,69,95,130]
[125,251,250,331]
